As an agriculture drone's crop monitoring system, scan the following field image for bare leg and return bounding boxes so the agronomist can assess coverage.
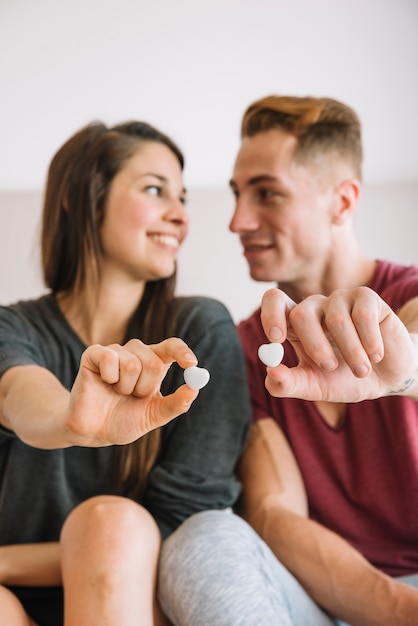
[0,585,38,626]
[61,495,170,626]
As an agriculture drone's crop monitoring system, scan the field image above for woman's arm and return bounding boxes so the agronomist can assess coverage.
[238,419,418,626]
[0,543,61,586]
[0,338,199,449]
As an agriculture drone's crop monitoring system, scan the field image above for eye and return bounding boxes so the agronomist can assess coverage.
[254,187,286,206]
[145,185,162,197]
[257,188,275,200]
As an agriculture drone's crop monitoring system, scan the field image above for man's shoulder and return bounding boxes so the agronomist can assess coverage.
[372,259,418,286]
[371,260,418,308]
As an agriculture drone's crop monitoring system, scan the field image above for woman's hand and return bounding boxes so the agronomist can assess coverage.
[0,337,201,448]
[66,337,200,446]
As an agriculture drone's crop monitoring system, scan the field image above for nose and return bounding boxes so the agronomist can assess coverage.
[165,198,189,226]
[229,198,260,234]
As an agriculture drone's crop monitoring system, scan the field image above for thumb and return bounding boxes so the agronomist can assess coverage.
[149,384,199,429]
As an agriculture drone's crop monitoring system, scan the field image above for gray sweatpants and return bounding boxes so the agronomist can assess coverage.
[158,509,418,626]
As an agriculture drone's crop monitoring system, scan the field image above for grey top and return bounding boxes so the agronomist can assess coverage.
[0,294,250,540]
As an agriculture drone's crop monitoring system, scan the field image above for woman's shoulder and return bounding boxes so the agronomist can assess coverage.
[0,293,80,352]
[171,295,233,325]
[0,294,55,327]
[166,296,237,347]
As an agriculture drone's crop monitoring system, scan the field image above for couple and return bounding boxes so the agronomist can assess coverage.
[0,95,417,626]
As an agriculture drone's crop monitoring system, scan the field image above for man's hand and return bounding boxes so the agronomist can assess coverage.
[260,287,418,402]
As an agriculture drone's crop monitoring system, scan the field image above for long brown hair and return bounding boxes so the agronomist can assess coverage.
[241,95,363,181]
[41,120,184,496]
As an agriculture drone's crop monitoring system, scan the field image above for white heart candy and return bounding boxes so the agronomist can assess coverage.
[258,343,284,367]
[184,366,210,390]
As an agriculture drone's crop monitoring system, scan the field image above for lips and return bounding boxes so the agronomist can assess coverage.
[242,240,274,254]
[149,233,180,249]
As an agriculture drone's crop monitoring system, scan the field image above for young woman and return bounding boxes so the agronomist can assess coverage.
[0,121,251,626]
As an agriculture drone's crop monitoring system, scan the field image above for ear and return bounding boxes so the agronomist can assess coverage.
[333,178,361,225]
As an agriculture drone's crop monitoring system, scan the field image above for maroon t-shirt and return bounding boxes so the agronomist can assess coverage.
[238,260,418,577]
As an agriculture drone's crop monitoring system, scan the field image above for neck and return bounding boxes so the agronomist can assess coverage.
[57,281,145,346]
[280,238,376,303]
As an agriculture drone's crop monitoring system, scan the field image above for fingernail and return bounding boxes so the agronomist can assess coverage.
[354,364,369,377]
[183,352,197,363]
[269,326,283,341]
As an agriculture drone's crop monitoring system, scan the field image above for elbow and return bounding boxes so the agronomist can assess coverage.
[241,492,308,546]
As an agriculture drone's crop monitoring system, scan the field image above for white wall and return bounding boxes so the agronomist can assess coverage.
[1,0,417,322]
[1,182,417,323]
[0,0,417,190]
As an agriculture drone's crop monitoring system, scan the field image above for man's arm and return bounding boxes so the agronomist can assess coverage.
[238,419,418,626]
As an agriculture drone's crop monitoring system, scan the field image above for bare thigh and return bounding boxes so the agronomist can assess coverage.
[0,585,41,626]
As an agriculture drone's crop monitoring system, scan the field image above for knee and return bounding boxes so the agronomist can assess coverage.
[159,511,272,625]
[61,495,161,560]
[163,509,256,550]
[160,510,257,579]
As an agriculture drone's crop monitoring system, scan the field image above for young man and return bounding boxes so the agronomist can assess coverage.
[231,95,418,625]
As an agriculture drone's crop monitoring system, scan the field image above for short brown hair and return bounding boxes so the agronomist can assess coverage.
[241,95,363,180]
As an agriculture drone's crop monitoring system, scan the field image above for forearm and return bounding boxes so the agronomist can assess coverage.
[256,502,418,626]
[0,366,71,448]
[0,543,62,587]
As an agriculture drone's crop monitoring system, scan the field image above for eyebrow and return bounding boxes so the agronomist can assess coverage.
[229,174,279,188]
[138,173,187,196]
[139,173,168,183]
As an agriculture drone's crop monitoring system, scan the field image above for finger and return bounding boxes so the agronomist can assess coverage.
[147,384,199,430]
[122,339,169,397]
[106,343,151,396]
[350,288,386,364]
[149,337,198,368]
[319,290,375,377]
[260,289,294,342]
[80,345,121,384]
[287,295,339,371]
[321,288,389,378]
[264,363,311,400]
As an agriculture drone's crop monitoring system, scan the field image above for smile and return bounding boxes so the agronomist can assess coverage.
[149,234,180,249]
[243,242,274,255]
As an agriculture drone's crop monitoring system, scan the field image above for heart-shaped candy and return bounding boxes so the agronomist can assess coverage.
[184,366,210,390]
[258,343,284,367]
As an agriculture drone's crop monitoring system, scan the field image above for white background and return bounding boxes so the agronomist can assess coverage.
[1,0,417,322]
